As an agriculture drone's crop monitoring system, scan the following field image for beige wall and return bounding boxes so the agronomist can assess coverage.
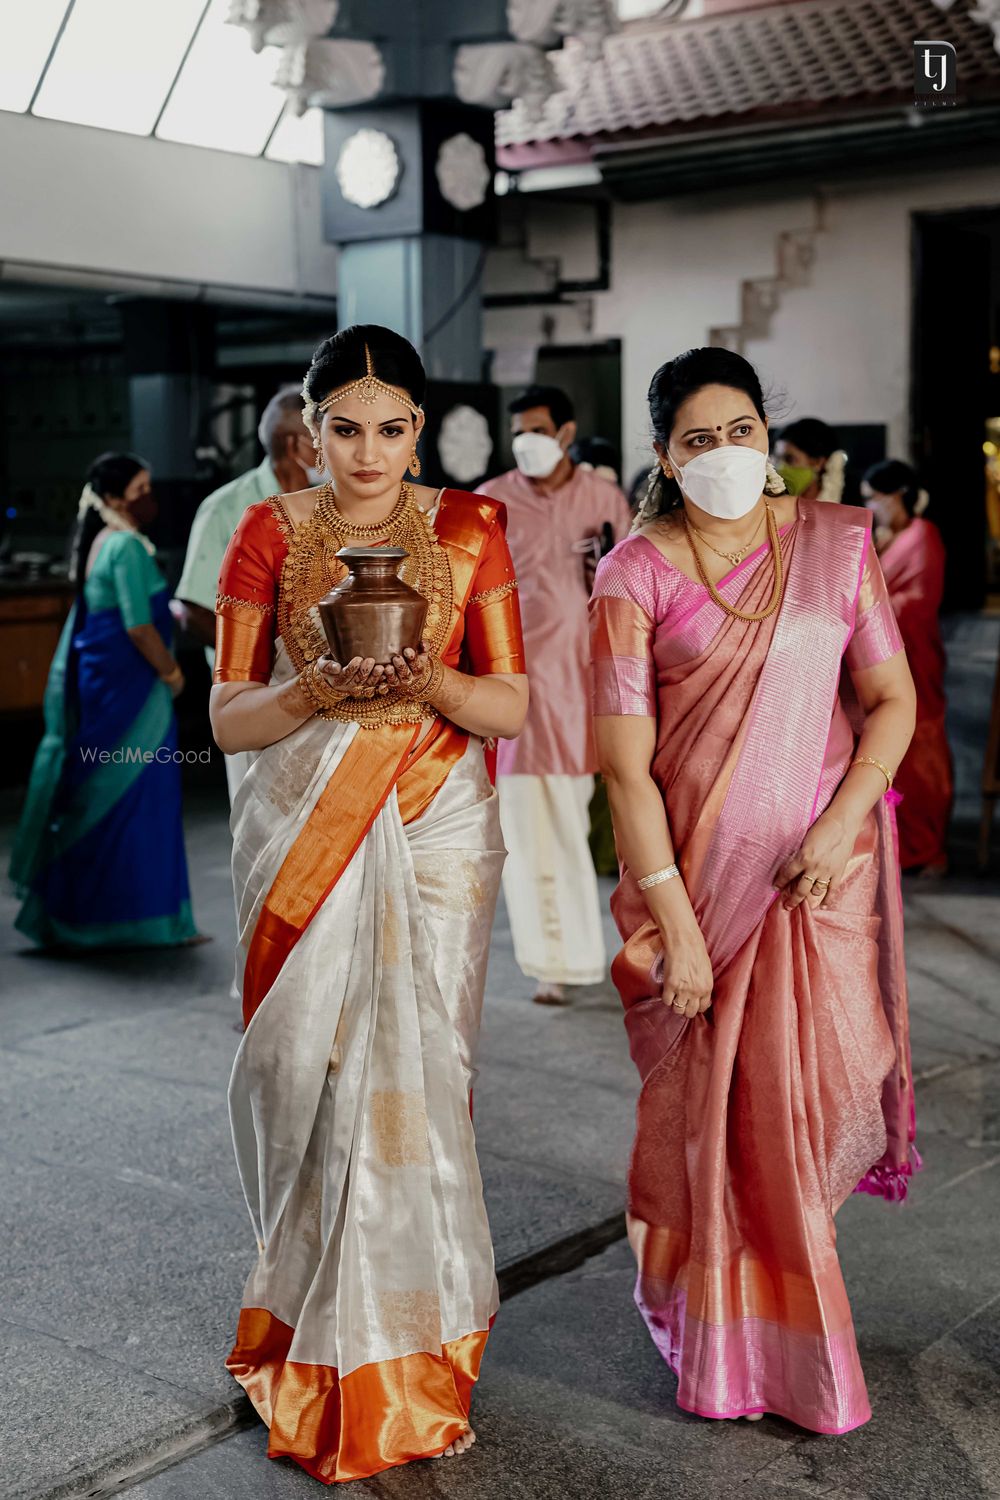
[0,111,337,301]
[486,162,1000,485]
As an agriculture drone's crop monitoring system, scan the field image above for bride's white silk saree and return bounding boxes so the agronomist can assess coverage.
[214,490,524,1482]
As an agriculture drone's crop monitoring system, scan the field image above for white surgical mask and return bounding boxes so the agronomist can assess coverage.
[512,430,565,479]
[671,445,767,520]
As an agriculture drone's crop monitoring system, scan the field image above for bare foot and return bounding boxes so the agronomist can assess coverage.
[533,982,570,1006]
[438,1427,476,1458]
[743,1412,764,1422]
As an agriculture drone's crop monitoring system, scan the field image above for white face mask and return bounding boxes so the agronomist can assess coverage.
[671,445,767,520]
[512,430,566,479]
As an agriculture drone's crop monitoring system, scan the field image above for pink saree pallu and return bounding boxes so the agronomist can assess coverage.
[590,500,918,1434]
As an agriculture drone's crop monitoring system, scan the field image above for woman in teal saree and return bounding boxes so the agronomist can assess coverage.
[10,453,198,948]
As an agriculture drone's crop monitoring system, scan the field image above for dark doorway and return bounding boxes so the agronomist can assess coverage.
[911,207,1000,611]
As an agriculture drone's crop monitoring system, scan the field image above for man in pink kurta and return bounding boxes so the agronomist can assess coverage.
[477,385,632,1002]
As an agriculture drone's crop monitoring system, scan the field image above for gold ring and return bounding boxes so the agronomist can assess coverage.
[813,879,830,889]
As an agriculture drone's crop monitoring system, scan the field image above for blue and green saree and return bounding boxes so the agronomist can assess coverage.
[9,531,197,948]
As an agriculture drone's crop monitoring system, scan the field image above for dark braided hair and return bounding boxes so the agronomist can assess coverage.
[69,451,149,591]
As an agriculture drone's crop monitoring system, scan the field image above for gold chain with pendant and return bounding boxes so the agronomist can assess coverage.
[685,505,766,568]
[276,482,454,727]
[683,502,785,623]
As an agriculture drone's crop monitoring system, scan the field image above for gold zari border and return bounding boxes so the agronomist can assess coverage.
[469,578,517,605]
[216,592,274,614]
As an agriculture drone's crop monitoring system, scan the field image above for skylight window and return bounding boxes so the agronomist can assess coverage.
[33,0,209,136]
[265,106,325,167]
[0,2,71,113]
[3,1,335,165]
[156,0,287,156]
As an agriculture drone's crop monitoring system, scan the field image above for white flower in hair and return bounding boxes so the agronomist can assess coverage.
[818,450,847,504]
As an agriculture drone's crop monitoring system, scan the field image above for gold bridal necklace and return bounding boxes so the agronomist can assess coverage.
[683,502,784,623]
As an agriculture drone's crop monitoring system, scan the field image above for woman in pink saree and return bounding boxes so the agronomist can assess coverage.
[863,460,952,874]
[590,349,918,1434]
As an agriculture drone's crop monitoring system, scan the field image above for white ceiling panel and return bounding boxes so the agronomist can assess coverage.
[0,1,72,113]
[33,0,209,135]
[155,0,286,156]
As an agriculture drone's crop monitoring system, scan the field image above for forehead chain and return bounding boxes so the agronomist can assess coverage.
[316,343,423,422]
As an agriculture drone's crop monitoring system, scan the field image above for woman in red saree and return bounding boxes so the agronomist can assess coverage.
[210,325,527,1484]
[590,348,917,1434]
[863,459,952,874]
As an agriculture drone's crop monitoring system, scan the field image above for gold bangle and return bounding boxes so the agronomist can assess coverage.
[420,656,446,702]
[400,654,444,701]
[160,664,183,686]
[299,658,342,711]
[637,863,681,891]
[852,755,894,791]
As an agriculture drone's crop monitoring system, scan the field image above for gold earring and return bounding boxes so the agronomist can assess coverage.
[409,446,422,477]
[313,443,326,474]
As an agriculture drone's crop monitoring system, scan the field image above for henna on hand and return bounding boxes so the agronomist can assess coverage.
[277,674,320,719]
[387,641,475,717]
[427,663,475,717]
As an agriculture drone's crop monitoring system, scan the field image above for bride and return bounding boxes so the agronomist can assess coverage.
[210,324,527,1484]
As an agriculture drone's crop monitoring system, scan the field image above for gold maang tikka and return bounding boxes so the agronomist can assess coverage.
[316,344,423,426]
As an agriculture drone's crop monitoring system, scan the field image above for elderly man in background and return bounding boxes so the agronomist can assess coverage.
[477,384,632,1004]
[172,384,318,801]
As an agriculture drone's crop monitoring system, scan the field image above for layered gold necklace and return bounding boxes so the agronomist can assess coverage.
[276,481,454,726]
[682,502,785,623]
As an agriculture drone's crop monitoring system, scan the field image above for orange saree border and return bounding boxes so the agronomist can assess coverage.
[242,723,418,1025]
[227,1307,488,1484]
[628,1217,853,1336]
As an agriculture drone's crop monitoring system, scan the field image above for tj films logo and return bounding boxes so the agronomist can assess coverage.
[914,40,957,105]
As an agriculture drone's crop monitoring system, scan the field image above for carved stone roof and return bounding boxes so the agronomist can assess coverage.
[495,0,1000,154]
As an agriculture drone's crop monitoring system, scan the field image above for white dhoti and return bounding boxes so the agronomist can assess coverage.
[497,772,606,986]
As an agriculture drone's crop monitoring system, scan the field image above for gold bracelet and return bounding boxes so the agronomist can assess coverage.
[852,755,894,791]
[160,664,183,686]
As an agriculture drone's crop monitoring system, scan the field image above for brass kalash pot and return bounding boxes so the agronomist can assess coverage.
[317,547,427,665]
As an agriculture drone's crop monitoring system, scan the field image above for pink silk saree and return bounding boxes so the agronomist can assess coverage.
[589,500,918,1434]
[879,518,953,870]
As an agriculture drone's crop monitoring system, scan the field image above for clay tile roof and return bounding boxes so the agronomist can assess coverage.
[495,0,1000,148]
